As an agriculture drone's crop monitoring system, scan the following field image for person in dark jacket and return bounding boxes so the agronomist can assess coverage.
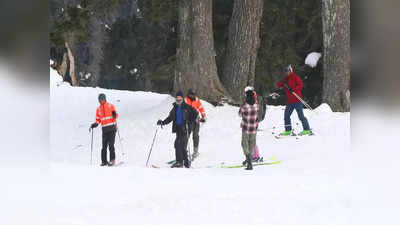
[276,65,311,136]
[157,91,198,168]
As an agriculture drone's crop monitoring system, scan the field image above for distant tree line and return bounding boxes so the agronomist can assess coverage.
[50,0,349,111]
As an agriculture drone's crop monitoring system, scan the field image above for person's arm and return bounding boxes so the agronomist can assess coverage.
[111,104,118,119]
[162,108,174,125]
[276,77,288,88]
[198,100,206,119]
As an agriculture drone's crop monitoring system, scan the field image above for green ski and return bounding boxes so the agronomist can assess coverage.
[218,160,281,168]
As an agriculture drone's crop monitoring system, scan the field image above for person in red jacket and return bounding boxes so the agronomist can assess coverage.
[90,93,119,166]
[276,65,311,136]
[184,89,206,160]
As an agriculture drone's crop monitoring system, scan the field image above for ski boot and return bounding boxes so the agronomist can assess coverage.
[299,130,312,136]
[279,130,293,136]
[171,161,183,168]
[184,160,191,168]
[108,160,115,166]
[100,162,108,166]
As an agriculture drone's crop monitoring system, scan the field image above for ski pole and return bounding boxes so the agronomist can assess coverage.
[90,128,94,165]
[116,124,125,157]
[146,127,159,167]
[291,92,314,112]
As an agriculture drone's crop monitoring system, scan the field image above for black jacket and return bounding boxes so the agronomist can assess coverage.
[162,102,198,133]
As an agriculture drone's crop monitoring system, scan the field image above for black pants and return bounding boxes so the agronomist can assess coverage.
[174,125,189,165]
[101,130,116,164]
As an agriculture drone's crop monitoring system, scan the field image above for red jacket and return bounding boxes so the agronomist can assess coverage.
[95,101,118,132]
[184,97,206,118]
[276,72,303,104]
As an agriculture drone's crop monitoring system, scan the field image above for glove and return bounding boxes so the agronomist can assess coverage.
[283,83,293,92]
[200,117,206,123]
[112,111,117,119]
[157,120,163,126]
[90,123,98,129]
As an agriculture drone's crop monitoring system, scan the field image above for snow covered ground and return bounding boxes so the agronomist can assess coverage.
[4,67,399,225]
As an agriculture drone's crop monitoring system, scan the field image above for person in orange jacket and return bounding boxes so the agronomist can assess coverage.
[184,89,206,160]
[90,93,119,166]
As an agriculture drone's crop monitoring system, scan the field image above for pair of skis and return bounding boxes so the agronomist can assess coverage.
[161,157,280,169]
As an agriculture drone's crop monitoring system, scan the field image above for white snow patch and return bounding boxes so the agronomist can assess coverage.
[105,24,111,30]
[115,65,122,69]
[305,52,321,68]
[77,4,82,9]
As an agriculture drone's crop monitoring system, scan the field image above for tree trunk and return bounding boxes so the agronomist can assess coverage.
[222,0,264,103]
[175,0,228,104]
[65,42,78,86]
[58,52,68,79]
[321,0,350,112]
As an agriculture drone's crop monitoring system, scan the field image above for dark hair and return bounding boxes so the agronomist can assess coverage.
[98,93,106,101]
[245,90,255,105]
[187,89,195,96]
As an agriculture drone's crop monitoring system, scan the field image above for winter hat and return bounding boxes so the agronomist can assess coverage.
[244,86,254,93]
[176,90,184,98]
[98,93,106,101]
[187,89,195,96]
[284,64,293,73]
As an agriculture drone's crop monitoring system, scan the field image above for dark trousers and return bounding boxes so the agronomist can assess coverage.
[101,130,116,164]
[284,103,310,131]
[174,125,189,164]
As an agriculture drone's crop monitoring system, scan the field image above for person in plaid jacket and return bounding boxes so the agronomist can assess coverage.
[239,90,259,170]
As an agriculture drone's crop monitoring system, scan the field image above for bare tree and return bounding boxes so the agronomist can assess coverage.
[175,0,228,103]
[222,0,263,103]
[322,0,350,112]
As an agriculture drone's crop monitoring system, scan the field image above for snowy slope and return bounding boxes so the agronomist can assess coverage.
[6,67,394,225]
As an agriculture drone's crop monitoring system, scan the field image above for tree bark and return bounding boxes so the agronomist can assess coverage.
[65,42,78,86]
[222,0,264,103]
[175,0,228,104]
[322,0,350,112]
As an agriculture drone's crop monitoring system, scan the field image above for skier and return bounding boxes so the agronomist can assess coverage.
[184,89,206,160]
[276,65,311,136]
[239,89,259,170]
[90,93,119,166]
[157,91,198,168]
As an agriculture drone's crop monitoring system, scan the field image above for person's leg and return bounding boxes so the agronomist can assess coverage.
[108,131,116,164]
[249,133,256,157]
[241,132,250,156]
[101,132,108,165]
[174,133,181,163]
[192,122,200,155]
[284,104,296,131]
[294,103,310,130]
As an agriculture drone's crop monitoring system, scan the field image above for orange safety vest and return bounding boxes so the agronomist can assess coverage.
[95,102,118,128]
[185,97,206,118]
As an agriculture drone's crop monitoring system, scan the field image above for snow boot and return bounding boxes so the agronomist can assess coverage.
[100,162,108,166]
[171,161,183,168]
[299,130,312,136]
[245,155,253,170]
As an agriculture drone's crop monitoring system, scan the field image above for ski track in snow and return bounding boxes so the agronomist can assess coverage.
[4,68,399,225]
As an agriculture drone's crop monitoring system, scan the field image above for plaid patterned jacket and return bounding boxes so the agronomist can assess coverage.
[239,103,259,134]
